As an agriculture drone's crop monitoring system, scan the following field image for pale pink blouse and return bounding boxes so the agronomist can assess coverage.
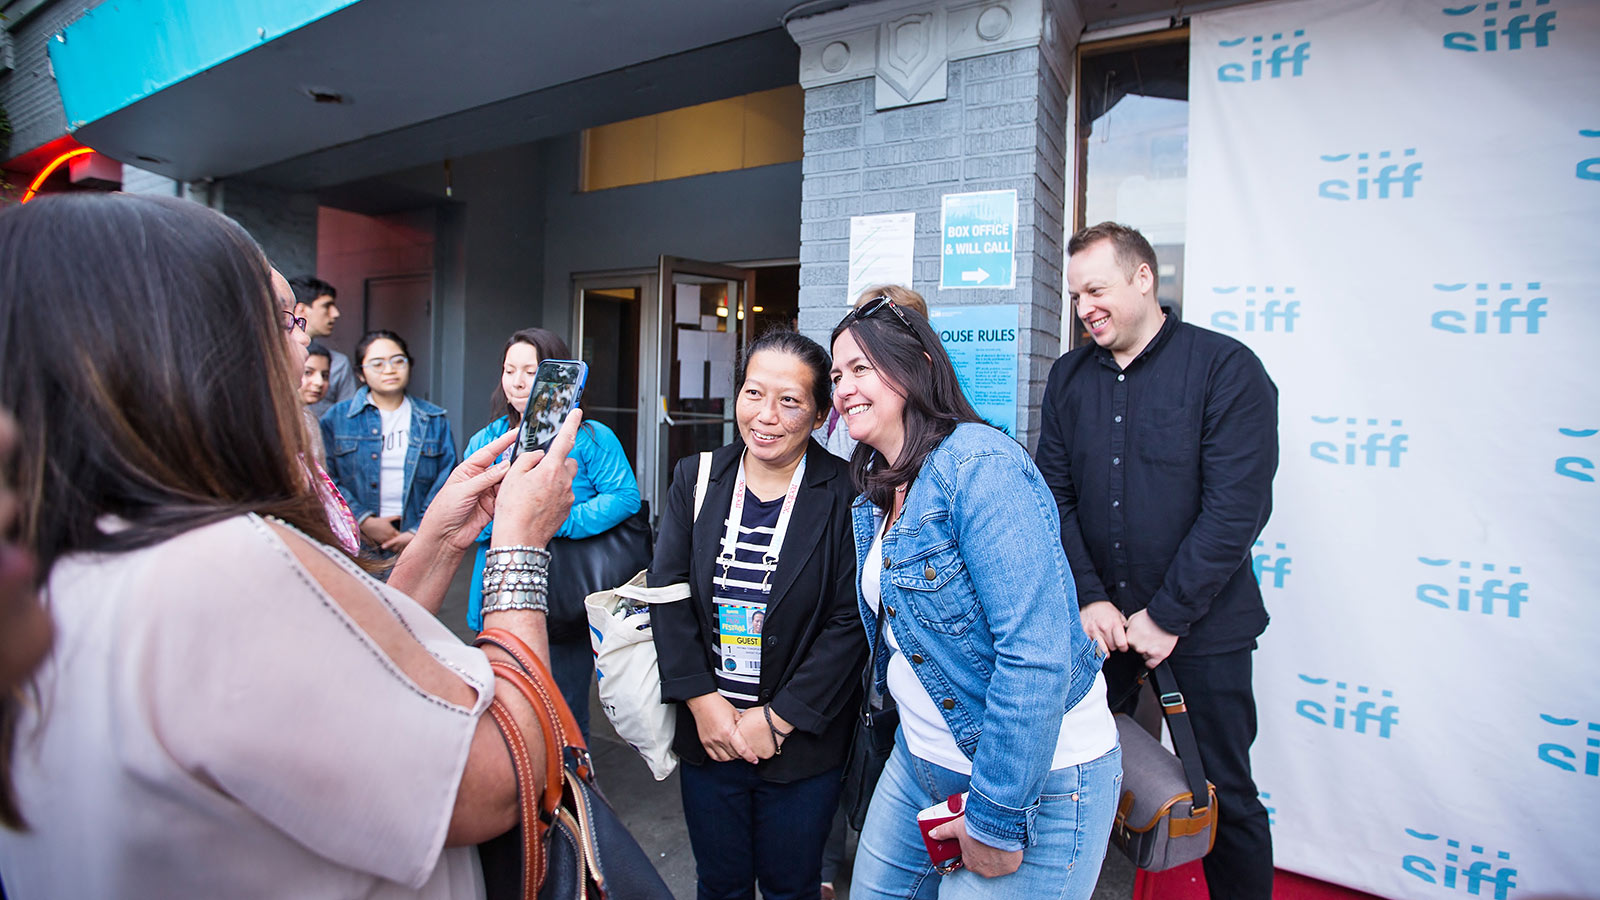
[0,515,493,899]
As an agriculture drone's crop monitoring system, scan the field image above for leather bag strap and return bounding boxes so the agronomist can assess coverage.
[1148,661,1212,812]
[484,696,546,899]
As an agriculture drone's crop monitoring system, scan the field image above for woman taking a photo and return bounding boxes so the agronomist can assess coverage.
[0,193,581,897]
[321,330,457,557]
[649,330,867,900]
[829,287,1120,899]
[462,327,641,737]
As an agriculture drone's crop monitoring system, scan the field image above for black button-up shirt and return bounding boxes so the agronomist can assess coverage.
[1035,313,1278,655]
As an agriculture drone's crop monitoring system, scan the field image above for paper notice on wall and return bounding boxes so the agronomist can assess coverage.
[848,212,916,302]
[678,361,705,399]
[701,315,719,331]
[706,330,736,364]
[675,284,700,326]
[678,329,708,364]
[708,361,735,399]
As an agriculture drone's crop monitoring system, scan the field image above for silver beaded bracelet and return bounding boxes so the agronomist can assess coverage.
[485,545,551,567]
[481,589,549,615]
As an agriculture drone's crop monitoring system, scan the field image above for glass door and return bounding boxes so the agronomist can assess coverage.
[574,274,650,475]
[654,256,756,512]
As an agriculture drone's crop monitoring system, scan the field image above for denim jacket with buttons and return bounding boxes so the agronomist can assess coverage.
[852,423,1104,851]
[319,387,457,534]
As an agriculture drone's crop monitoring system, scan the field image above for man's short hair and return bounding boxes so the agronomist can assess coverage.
[305,341,331,361]
[289,276,337,308]
[1067,222,1159,284]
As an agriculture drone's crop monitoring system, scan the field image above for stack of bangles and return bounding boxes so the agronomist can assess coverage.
[481,545,551,615]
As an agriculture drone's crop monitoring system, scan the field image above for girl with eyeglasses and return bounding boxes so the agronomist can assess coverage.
[830,287,1120,900]
[321,330,458,558]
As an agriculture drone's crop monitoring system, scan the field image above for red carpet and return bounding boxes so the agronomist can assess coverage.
[1133,863,1387,900]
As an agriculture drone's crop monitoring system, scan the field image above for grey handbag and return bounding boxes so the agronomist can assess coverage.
[1110,661,1218,871]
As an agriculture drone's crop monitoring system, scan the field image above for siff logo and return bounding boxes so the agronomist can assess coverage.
[1311,417,1408,468]
[1216,30,1310,82]
[1430,283,1547,334]
[1537,713,1599,776]
[1417,558,1529,618]
[1581,129,1600,181]
[1319,149,1421,201]
[1295,675,1398,738]
[1210,286,1300,333]
[1443,0,1555,52]
[1253,540,1291,588]
[1555,427,1596,482]
[1403,830,1518,900]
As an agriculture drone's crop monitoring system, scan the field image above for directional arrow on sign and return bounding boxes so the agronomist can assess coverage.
[961,269,990,284]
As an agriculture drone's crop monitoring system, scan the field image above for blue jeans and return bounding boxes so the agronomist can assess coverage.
[679,759,843,900]
[852,730,1121,900]
[548,637,593,743]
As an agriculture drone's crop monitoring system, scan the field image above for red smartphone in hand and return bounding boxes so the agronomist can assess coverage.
[917,792,967,875]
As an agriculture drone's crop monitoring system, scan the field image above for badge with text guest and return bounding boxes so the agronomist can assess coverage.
[1035,222,1280,900]
[648,330,866,900]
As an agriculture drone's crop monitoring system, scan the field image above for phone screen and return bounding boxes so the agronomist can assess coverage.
[512,359,588,460]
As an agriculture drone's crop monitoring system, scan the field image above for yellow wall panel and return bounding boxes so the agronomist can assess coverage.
[743,85,804,169]
[655,97,744,181]
[583,116,657,191]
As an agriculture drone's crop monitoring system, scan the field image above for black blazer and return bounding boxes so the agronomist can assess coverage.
[648,439,866,782]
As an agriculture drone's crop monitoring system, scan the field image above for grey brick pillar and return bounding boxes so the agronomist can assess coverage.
[788,0,1081,449]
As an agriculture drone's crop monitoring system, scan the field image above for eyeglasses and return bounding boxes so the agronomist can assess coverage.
[839,294,929,352]
[362,355,411,372]
[281,309,308,333]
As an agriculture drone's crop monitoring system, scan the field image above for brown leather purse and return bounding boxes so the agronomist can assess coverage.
[473,627,672,900]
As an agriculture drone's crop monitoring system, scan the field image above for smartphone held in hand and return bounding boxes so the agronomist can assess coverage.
[918,792,968,875]
[511,359,588,462]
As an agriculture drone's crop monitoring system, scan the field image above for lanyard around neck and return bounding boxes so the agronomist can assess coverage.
[718,451,807,592]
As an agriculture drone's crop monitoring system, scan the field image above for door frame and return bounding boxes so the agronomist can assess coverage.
[571,268,656,503]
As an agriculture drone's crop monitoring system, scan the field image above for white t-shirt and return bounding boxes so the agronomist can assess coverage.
[379,397,412,517]
[0,515,493,899]
[863,519,1118,776]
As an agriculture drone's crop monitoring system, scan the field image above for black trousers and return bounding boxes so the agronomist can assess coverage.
[1107,646,1274,900]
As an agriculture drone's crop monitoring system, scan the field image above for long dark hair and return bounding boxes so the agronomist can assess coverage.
[739,329,832,417]
[0,194,344,828]
[830,299,982,510]
[490,327,570,427]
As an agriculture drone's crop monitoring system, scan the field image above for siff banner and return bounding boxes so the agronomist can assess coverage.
[1186,0,1600,897]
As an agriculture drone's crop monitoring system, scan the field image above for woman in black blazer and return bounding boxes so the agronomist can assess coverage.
[649,330,866,900]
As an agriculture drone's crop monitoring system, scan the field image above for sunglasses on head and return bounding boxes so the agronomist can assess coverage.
[838,294,930,353]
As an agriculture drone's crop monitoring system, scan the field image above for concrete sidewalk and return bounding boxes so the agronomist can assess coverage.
[440,565,1138,899]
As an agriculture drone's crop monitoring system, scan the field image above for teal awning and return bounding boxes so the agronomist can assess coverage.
[50,0,361,130]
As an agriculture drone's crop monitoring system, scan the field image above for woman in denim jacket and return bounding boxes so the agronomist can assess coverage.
[320,330,457,556]
[829,287,1121,899]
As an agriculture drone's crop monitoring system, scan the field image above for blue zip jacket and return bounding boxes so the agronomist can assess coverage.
[463,416,641,631]
[853,422,1105,852]
[319,387,457,534]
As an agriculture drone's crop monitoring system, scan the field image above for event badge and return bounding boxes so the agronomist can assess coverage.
[715,599,765,679]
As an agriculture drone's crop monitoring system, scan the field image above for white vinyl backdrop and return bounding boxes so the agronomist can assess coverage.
[1184,1,1600,897]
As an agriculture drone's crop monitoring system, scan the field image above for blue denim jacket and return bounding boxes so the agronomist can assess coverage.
[319,388,457,534]
[853,423,1104,851]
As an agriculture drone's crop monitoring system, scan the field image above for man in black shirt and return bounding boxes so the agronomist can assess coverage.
[1036,222,1278,900]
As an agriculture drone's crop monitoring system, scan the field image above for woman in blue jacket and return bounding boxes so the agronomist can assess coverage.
[828,287,1121,899]
[463,327,640,737]
[320,330,456,558]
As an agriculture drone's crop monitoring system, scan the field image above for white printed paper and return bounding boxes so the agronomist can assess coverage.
[849,212,916,302]
[674,284,700,326]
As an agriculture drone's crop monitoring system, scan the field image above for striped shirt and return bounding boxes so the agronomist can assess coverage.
[711,489,781,706]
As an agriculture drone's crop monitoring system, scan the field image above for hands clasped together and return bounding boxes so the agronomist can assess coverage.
[685,693,792,764]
